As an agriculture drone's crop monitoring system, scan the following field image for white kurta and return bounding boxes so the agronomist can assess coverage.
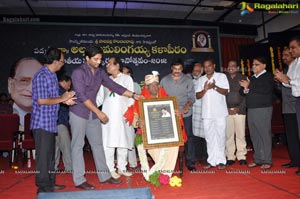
[192,78,205,138]
[196,72,229,166]
[98,73,134,149]
[196,72,229,119]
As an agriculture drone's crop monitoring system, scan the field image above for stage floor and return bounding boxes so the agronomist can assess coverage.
[0,143,300,199]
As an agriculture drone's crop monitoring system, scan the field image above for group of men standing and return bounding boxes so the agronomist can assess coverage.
[27,35,300,194]
[31,46,139,193]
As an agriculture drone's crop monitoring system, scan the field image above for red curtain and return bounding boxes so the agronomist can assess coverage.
[220,36,255,72]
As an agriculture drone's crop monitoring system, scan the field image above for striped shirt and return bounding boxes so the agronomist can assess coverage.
[30,65,59,133]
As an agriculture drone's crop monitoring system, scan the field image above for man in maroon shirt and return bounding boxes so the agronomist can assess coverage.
[70,45,140,190]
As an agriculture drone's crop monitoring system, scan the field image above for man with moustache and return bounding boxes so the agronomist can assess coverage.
[160,59,195,171]
[191,63,207,164]
[191,63,204,138]
[196,58,229,170]
[225,60,247,166]
[31,48,76,193]
[275,36,300,175]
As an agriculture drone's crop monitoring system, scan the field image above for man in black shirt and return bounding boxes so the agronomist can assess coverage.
[225,60,247,166]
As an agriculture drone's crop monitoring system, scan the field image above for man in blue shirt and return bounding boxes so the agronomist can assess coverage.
[31,48,76,194]
[55,74,73,172]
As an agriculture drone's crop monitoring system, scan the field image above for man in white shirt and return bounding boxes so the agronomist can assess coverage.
[274,36,300,175]
[196,59,229,170]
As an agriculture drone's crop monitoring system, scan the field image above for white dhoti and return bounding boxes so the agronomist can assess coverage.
[148,146,179,177]
[137,144,179,181]
[203,117,227,166]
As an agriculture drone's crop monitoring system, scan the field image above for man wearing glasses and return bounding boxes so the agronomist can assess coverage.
[31,48,76,193]
[8,57,42,131]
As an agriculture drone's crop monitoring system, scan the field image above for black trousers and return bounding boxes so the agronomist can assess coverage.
[33,129,56,192]
[184,116,196,166]
[283,113,300,166]
[195,137,208,162]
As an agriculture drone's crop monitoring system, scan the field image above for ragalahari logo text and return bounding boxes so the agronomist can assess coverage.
[240,2,299,15]
[240,2,254,16]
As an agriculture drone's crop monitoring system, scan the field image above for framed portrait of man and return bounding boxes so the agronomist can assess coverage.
[138,96,184,149]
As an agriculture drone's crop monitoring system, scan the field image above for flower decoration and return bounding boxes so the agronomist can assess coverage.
[134,134,143,146]
[158,173,170,185]
[149,171,161,186]
[169,176,182,187]
[136,128,142,135]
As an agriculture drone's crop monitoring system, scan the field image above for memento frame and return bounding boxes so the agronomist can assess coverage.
[138,96,184,149]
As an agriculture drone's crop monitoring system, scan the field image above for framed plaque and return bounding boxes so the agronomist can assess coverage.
[138,96,184,149]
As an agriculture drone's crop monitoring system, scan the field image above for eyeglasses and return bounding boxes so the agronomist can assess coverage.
[14,77,32,87]
[107,62,118,67]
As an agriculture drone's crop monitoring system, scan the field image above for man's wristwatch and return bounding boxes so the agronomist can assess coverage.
[131,92,136,99]
[214,86,217,90]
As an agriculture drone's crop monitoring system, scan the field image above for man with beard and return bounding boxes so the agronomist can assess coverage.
[160,59,195,171]
[225,60,247,166]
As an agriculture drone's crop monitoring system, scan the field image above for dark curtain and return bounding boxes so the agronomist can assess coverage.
[220,36,255,72]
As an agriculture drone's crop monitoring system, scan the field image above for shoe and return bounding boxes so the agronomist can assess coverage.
[218,163,226,170]
[227,160,235,166]
[129,166,139,171]
[239,160,247,165]
[204,164,212,170]
[296,167,300,175]
[118,170,133,177]
[198,159,208,166]
[53,184,66,191]
[187,165,196,171]
[37,188,53,194]
[102,177,122,184]
[281,162,295,168]
[75,181,95,190]
[111,170,121,178]
[260,164,272,170]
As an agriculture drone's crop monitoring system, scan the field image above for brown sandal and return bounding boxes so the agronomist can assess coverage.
[204,164,212,170]
[261,164,272,169]
[218,164,226,170]
[248,162,258,168]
